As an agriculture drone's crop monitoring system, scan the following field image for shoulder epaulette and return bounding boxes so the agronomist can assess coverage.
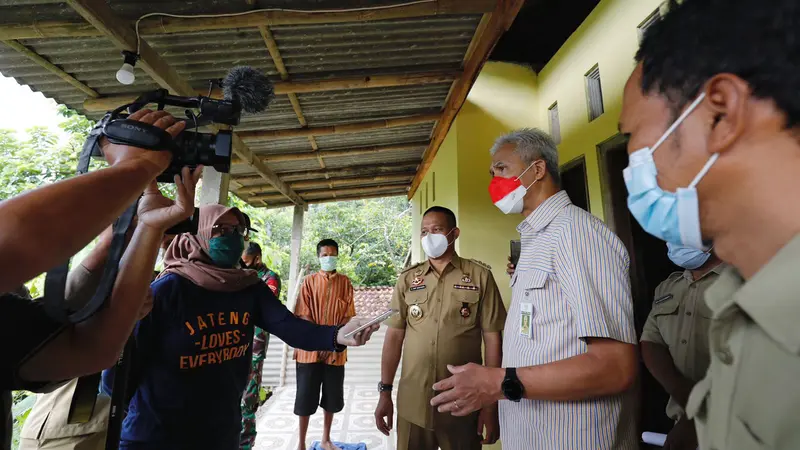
[468,259,492,270]
[401,261,425,275]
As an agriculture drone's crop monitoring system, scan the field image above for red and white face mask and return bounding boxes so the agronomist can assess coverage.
[488,163,537,214]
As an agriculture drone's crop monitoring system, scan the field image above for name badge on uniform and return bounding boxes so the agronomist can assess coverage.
[519,303,533,338]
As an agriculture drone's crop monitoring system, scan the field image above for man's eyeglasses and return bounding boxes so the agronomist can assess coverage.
[211,224,247,237]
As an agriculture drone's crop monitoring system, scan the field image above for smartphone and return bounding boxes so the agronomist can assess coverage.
[510,240,521,267]
[344,309,399,338]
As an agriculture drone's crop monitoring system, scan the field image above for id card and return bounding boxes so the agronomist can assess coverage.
[519,303,533,338]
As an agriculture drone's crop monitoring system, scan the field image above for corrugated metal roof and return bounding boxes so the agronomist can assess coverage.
[0,0,485,206]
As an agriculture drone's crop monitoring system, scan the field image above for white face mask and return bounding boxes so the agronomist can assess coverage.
[421,229,454,259]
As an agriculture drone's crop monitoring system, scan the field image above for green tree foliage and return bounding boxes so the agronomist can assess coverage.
[229,196,412,299]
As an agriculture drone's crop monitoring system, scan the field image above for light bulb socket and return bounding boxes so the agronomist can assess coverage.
[121,50,139,67]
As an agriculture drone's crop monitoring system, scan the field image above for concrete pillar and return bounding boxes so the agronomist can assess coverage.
[287,205,305,309]
[198,166,230,206]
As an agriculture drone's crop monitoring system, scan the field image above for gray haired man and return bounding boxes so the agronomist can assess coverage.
[430,128,639,450]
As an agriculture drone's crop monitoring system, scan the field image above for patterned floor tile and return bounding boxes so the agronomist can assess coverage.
[255,385,397,450]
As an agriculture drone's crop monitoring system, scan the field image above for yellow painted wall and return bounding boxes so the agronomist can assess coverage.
[535,0,665,220]
[456,62,539,303]
[411,120,461,263]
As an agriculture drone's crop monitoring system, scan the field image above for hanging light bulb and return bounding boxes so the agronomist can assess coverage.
[116,50,139,85]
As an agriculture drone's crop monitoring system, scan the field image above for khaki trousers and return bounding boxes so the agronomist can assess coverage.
[396,416,481,450]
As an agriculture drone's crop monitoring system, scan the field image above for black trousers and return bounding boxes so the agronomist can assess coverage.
[294,363,345,416]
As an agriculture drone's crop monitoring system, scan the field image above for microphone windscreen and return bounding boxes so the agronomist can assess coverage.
[223,66,274,114]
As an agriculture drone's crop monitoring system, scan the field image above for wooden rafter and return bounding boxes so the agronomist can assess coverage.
[262,191,408,210]
[237,173,415,195]
[235,162,421,184]
[64,0,306,207]
[257,23,326,171]
[237,113,440,141]
[0,1,497,40]
[1,39,99,98]
[232,142,428,165]
[251,184,408,203]
[82,71,460,112]
[408,0,526,198]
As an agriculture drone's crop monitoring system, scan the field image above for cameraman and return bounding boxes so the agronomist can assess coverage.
[0,110,199,446]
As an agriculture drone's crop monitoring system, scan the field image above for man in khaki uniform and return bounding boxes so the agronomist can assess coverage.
[375,206,506,450]
[620,0,800,448]
[641,244,725,450]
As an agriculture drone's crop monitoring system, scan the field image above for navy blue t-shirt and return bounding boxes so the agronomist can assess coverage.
[104,274,337,450]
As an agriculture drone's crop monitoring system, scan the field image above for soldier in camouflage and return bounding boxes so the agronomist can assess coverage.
[239,241,282,450]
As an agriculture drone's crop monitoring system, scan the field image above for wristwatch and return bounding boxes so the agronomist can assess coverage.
[501,368,524,402]
[377,382,393,393]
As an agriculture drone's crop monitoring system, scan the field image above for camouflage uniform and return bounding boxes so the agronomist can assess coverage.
[239,265,281,450]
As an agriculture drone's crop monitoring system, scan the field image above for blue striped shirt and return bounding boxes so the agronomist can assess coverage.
[500,191,638,450]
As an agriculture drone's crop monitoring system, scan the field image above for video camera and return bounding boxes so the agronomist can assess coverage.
[79,66,274,182]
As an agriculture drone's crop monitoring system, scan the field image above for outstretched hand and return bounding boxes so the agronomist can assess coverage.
[336,318,380,347]
[137,166,202,233]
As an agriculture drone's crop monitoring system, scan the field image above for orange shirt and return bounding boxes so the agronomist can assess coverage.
[293,271,355,366]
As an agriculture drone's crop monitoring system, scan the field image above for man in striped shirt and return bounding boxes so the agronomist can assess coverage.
[431,128,639,449]
[294,239,356,450]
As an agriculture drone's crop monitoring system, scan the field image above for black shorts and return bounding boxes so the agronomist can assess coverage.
[294,362,345,416]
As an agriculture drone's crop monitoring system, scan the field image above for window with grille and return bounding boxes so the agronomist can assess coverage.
[638,9,661,42]
[548,102,561,144]
[585,65,604,122]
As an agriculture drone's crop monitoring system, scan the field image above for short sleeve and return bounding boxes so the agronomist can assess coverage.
[385,276,407,329]
[555,216,637,344]
[344,280,355,320]
[0,293,64,390]
[294,277,312,318]
[479,270,507,333]
[640,280,671,345]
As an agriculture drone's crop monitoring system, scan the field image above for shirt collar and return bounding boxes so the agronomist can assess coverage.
[422,254,462,274]
[709,234,800,355]
[681,262,726,284]
[517,190,572,234]
[319,270,338,279]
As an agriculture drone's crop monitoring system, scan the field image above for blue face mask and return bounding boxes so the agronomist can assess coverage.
[319,256,338,272]
[667,242,711,270]
[623,93,718,249]
[208,234,245,268]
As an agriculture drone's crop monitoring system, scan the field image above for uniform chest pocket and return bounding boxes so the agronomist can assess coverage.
[404,289,430,324]
[651,296,680,317]
[449,287,480,326]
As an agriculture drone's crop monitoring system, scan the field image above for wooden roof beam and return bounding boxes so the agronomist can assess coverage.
[82,71,459,112]
[252,184,409,203]
[235,162,421,184]
[257,23,325,171]
[0,1,497,40]
[237,172,415,195]
[409,0,526,198]
[1,39,99,98]
[237,113,440,141]
[65,0,306,208]
[232,142,428,165]
[262,190,408,209]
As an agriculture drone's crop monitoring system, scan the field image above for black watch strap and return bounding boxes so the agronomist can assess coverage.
[378,382,393,393]
[502,367,524,402]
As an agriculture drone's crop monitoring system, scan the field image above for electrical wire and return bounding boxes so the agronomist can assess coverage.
[134,0,437,55]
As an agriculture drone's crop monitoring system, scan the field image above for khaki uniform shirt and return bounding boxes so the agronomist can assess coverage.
[20,379,109,447]
[640,264,724,420]
[386,255,507,430]
[687,236,800,450]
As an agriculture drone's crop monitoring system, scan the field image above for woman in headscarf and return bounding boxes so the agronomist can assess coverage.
[104,205,375,450]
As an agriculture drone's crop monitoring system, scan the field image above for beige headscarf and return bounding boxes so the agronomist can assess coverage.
[159,204,260,292]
